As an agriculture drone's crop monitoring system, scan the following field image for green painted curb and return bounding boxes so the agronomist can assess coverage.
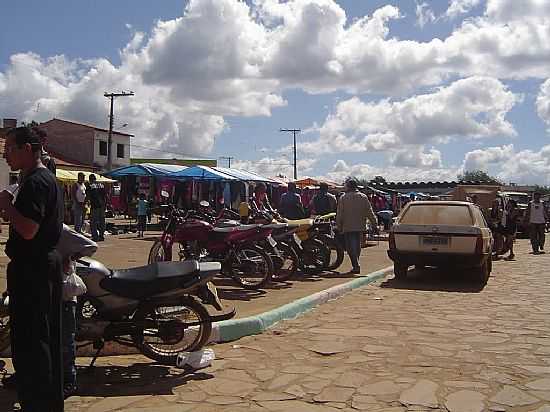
[212,265,393,343]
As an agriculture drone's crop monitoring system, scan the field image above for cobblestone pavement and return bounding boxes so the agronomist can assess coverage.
[3,239,550,411]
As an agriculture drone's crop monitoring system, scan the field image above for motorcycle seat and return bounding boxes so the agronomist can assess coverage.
[111,261,201,282]
[100,261,222,300]
[285,218,314,227]
[262,223,288,229]
[213,224,260,233]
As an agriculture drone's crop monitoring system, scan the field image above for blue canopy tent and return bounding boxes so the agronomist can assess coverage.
[214,167,278,183]
[168,165,238,181]
[105,163,187,178]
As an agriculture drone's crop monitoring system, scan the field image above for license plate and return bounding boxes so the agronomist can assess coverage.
[206,281,222,308]
[267,235,277,248]
[293,233,302,246]
[422,236,449,246]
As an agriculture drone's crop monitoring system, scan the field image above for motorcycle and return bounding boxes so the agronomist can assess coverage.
[0,226,235,366]
[75,258,233,365]
[149,206,274,290]
[313,213,345,272]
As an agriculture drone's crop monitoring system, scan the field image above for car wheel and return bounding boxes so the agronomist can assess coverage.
[394,263,408,280]
[476,259,490,285]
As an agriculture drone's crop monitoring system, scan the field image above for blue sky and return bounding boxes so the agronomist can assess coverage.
[2,0,550,184]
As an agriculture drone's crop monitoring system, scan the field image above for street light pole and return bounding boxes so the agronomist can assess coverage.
[280,128,301,180]
[104,91,134,171]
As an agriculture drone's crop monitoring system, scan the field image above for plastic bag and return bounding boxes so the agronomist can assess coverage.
[62,270,87,301]
[176,348,215,370]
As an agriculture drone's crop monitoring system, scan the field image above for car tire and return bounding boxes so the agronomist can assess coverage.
[476,259,490,285]
[394,263,408,280]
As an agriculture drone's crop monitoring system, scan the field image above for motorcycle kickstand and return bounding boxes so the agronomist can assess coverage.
[87,340,105,371]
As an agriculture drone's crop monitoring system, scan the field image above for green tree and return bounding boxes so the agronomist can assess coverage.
[458,170,502,185]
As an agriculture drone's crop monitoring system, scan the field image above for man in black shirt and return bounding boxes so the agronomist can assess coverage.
[0,127,64,411]
[86,174,106,241]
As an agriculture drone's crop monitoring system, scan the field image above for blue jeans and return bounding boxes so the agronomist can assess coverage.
[91,207,105,240]
[62,302,77,388]
[73,202,84,233]
[344,231,362,270]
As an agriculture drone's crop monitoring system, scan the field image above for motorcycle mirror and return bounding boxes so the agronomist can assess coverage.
[199,200,210,208]
[161,190,170,198]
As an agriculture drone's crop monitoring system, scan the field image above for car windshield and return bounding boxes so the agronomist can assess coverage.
[400,204,474,226]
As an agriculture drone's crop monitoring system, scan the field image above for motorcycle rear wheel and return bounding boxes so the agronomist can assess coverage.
[299,238,330,275]
[320,234,345,271]
[227,245,273,290]
[133,298,212,365]
[0,317,10,353]
[271,242,299,282]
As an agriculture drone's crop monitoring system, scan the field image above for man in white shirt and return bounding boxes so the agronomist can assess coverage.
[524,192,548,254]
[72,172,86,233]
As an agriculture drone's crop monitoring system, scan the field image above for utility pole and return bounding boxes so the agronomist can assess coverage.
[280,128,301,180]
[219,156,234,168]
[104,91,134,171]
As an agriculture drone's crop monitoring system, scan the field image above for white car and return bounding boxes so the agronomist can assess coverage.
[388,201,493,283]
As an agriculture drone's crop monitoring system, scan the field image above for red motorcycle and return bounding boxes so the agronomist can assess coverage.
[149,207,274,290]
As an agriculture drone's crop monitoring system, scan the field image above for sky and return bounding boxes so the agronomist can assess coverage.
[1,0,550,184]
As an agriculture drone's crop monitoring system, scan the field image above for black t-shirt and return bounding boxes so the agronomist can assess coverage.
[88,182,106,209]
[6,167,64,260]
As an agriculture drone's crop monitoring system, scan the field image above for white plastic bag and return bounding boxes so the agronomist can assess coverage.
[62,270,87,301]
[176,348,215,370]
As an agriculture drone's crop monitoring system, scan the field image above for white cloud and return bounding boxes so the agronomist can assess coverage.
[446,0,482,19]
[462,144,514,171]
[390,146,443,169]
[416,2,437,28]
[486,0,550,22]
[323,159,459,183]
[232,156,317,179]
[462,144,550,185]
[1,0,550,170]
[303,76,518,155]
[536,79,550,130]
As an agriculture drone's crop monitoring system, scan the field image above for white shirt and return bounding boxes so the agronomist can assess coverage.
[74,182,86,203]
[530,201,546,224]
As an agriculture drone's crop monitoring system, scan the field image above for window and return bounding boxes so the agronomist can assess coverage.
[117,144,125,158]
[400,204,474,226]
[99,141,108,156]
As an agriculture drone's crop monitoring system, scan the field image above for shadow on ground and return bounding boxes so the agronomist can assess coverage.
[380,267,486,293]
[75,362,213,397]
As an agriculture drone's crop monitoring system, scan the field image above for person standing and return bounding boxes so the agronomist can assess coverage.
[279,182,305,220]
[136,193,148,238]
[502,199,519,261]
[524,192,548,254]
[87,174,106,241]
[0,126,64,411]
[71,172,86,233]
[309,182,337,216]
[336,178,378,274]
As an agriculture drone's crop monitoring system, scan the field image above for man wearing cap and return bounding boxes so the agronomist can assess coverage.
[524,192,548,254]
[336,178,378,274]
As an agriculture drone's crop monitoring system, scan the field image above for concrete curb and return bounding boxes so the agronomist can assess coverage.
[208,265,393,344]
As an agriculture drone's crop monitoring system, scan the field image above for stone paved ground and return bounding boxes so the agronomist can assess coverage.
[3,239,550,411]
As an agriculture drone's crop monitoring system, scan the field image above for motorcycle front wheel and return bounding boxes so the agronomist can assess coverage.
[226,245,273,290]
[271,242,299,282]
[148,240,188,264]
[132,298,212,365]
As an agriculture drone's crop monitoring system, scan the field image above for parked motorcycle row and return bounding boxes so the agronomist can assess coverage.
[0,207,345,366]
[147,202,345,289]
